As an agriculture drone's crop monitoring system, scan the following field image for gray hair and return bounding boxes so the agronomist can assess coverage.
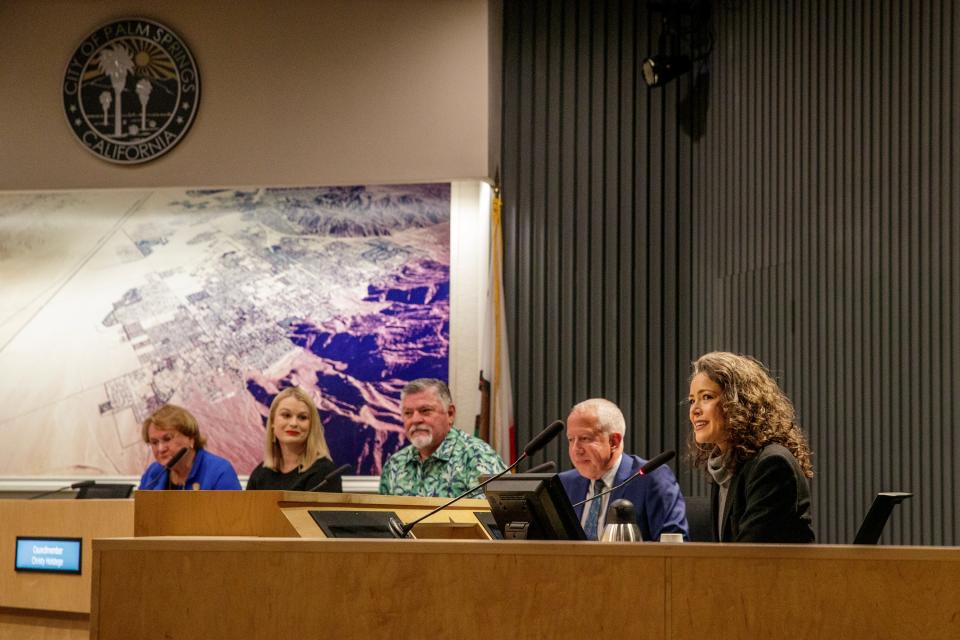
[401,378,453,409]
[569,398,626,436]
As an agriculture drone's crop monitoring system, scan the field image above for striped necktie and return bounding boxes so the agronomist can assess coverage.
[584,479,606,540]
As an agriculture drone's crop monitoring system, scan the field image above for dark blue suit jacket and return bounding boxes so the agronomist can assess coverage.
[559,453,689,541]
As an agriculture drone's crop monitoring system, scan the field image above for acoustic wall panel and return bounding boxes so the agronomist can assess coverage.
[502,0,694,490]
[694,0,960,547]
[502,0,958,545]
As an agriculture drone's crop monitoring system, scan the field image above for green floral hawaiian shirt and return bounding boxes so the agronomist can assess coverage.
[378,427,507,498]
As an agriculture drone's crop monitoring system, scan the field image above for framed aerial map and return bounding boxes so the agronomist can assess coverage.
[0,183,450,477]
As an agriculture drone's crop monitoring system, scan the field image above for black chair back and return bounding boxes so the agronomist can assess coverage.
[684,494,713,542]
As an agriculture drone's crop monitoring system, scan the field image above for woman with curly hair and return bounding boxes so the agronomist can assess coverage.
[688,352,815,543]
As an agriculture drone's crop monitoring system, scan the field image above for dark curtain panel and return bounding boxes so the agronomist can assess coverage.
[501,0,958,545]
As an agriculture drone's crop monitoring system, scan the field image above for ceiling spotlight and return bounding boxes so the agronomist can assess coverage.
[641,54,692,88]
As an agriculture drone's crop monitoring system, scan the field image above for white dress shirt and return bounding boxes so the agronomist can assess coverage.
[579,453,624,533]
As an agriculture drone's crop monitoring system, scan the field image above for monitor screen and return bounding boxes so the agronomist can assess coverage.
[15,537,82,574]
[852,492,912,544]
[473,511,503,539]
[484,473,586,540]
[76,483,134,499]
[309,510,403,538]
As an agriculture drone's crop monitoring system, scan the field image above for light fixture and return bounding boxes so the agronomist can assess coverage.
[642,54,692,88]
[642,0,711,89]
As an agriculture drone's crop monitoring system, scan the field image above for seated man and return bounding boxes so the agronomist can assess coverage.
[560,398,688,540]
[379,378,506,498]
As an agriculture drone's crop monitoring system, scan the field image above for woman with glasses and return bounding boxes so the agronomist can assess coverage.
[139,404,241,490]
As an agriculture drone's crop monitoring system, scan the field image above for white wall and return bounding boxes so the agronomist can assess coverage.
[0,0,499,190]
[0,0,500,489]
[449,181,491,434]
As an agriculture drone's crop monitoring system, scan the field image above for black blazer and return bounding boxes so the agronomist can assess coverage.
[711,443,815,543]
[246,456,342,492]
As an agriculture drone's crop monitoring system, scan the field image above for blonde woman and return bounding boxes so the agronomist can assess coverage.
[246,387,342,492]
[688,352,814,543]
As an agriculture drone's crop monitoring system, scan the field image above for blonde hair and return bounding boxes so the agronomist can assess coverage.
[263,387,331,471]
[141,404,207,449]
[689,352,814,478]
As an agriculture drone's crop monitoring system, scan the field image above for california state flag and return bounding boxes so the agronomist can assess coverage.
[480,187,516,463]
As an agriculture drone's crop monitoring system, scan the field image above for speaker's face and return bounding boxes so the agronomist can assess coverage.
[146,425,194,467]
[565,411,620,480]
[689,372,727,450]
[400,388,454,457]
[272,396,311,448]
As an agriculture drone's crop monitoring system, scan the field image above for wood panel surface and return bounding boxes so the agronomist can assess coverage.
[91,538,668,640]
[134,490,491,538]
[90,538,960,640]
[0,499,133,614]
[0,608,88,640]
[670,545,960,639]
[134,490,298,537]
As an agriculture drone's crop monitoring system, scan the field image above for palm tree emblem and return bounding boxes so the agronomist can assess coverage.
[63,18,201,163]
[97,45,134,137]
[99,91,112,126]
[135,79,153,130]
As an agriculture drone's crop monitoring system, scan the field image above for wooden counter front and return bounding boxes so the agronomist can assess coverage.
[0,499,133,614]
[90,538,960,640]
[134,490,492,539]
[0,499,133,640]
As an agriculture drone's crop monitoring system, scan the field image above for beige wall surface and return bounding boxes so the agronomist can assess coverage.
[0,0,497,190]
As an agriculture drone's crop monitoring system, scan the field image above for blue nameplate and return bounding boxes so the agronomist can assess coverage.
[15,537,82,574]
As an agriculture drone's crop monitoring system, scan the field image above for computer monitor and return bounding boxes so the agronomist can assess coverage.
[309,510,404,538]
[852,491,912,544]
[75,483,134,499]
[484,473,586,540]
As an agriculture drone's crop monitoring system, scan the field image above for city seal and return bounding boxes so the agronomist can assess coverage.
[62,18,201,165]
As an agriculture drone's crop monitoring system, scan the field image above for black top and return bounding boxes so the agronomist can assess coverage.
[246,456,343,492]
[711,443,815,543]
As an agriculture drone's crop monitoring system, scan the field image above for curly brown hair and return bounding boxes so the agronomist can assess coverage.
[688,352,814,478]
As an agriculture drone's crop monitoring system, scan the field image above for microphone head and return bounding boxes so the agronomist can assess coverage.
[526,460,557,474]
[522,420,565,457]
[165,447,189,470]
[639,450,676,475]
[306,463,353,492]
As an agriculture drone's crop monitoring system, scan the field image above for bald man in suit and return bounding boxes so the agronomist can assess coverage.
[559,398,688,541]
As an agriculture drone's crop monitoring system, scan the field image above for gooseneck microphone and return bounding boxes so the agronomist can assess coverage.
[526,460,557,474]
[388,420,565,538]
[165,447,189,470]
[521,421,565,458]
[156,447,191,490]
[572,450,676,508]
[306,463,352,492]
[28,479,97,500]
